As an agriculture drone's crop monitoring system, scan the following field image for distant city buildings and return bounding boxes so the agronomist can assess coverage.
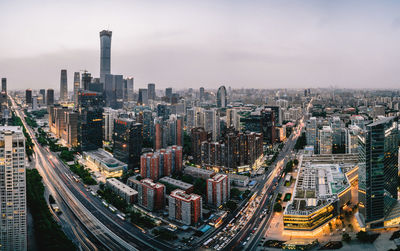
[60,69,68,102]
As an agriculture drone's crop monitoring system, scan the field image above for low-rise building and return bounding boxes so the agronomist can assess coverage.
[184,166,215,179]
[106,178,138,203]
[159,176,194,193]
[83,149,127,178]
[283,155,355,236]
[169,189,202,226]
[227,173,249,187]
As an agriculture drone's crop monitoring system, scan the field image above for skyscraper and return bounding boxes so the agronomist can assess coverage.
[81,71,92,90]
[73,72,80,106]
[358,117,398,228]
[217,85,227,108]
[138,88,148,106]
[1,78,6,92]
[125,77,134,101]
[113,118,143,170]
[60,69,68,101]
[148,83,156,100]
[77,90,105,151]
[204,109,220,141]
[105,74,123,108]
[165,88,172,100]
[46,89,54,105]
[0,126,27,251]
[25,89,32,104]
[199,87,204,101]
[39,89,46,104]
[100,30,112,84]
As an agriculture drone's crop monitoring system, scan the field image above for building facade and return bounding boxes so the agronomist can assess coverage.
[207,174,230,207]
[169,189,202,226]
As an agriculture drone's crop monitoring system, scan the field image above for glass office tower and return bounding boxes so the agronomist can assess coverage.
[358,116,398,228]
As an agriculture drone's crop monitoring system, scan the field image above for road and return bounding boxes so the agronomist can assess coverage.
[11,97,174,251]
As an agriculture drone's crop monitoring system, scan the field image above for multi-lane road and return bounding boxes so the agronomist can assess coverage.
[11,97,174,251]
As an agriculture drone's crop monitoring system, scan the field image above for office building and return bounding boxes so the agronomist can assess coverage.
[261,108,276,143]
[207,174,230,207]
[165,88,172,100]
[100,30,112,84]
[77,90,105,151]
[113,118,143,169]
[358,117,398,228]
[39,89,46,104]
[104,74,123,109]
[1,78,6,92]
[46,89,54,105]
[138,88,148,106]
[169,189,202,226]
[73,72,80,106]
[106,178,137,204]
[32,96,38,110]
[199,87,205,101]
[60,69,68,101]
[81,71,92,90]
[124,77,134,101]
[148,83,156,100]
[217,85,227,108]
[0,126,27,251]
[61,110,78,148]
[25,89,32,104]
[128,178,165,211]
[319,126,333,154]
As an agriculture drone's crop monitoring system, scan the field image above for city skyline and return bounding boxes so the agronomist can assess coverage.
[2,1,400,90]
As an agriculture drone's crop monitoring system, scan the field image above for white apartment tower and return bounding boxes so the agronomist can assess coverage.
[0,126,27,251]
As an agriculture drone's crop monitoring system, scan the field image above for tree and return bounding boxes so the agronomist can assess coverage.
[356,231,369,243]
[230,188,241,199]
[225,200,238,211]
[273,202,282,212]
[293,159,299,165]
[285,160,293,173]
[342,232,351,242]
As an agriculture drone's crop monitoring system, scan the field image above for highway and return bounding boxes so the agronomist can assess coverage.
[10,96,174,251]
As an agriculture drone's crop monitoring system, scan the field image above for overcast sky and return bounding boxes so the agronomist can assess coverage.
[1,0,400,90]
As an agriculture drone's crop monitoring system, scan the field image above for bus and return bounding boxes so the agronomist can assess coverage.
[116,214,125,221]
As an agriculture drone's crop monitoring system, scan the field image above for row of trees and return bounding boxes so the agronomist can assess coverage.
[26,169,76,250]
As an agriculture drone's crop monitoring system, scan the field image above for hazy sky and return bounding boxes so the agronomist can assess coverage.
[1,0,400,90]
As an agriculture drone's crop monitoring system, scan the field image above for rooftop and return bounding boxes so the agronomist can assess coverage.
[159,177,193,190]
[107,178,138,196]
[141,178,164,189]
[170,189,201,202]
[84,149,127,169]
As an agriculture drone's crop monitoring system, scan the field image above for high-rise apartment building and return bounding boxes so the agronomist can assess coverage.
[128,178,166,211]
[148,83,156,100]
[358,117,398,228]
[25,89,32,104]
[77,90,105,151]
[100,30,112,84]
[113,118,143,169]
[60,69,68,102]
[140,152,160,180]
[46,89,54,106]
[261,108,276,143]
[217,85,227,108]
[0,126,27,251]
[207,174,230,207]
[204,109,220,141]
[169,189,202,226]
[226,109,240,131]
[191,127,208,165]
[306,117,318,152]
[1,78,6,92]
[73,72,80,106]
